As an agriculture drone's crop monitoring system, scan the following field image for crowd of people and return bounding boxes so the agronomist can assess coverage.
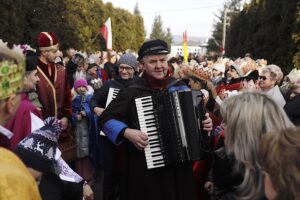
[0,31,299,200]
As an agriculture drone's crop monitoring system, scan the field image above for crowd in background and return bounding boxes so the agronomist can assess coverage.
[0,32,300,200]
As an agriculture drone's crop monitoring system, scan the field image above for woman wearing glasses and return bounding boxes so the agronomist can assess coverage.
[259,64,286,107]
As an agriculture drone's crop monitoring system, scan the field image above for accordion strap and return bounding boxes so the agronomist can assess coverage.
[110,79,124,88]
[129,78,180,91]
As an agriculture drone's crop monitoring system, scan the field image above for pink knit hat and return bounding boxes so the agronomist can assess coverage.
[74,78,88,90]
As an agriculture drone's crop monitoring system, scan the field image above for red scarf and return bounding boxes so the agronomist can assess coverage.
[142,72,170,91]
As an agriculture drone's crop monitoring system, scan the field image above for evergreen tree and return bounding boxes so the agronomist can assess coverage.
[149,15,172,48]
[207,0,242,54]
[133,3,145,51]
[226,0,299,72]
[134,2,141,15]
[150,15,165,40]
[165,27,173,50]
[0,0,146,52]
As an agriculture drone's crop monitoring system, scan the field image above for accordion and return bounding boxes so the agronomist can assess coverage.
[135,89,205,169]
[100,87,120,136]
[106,87,120,107]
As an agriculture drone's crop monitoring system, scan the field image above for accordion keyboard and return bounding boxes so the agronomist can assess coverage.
[135,96,165,169]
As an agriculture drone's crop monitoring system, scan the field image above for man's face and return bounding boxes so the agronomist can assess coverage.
[42,49,58,63]
[87,66,97,76]
[24,70,40,91]
[227,67,239,79]
[141,54,168,80]
[188,78,201,90]
[118,64,134,80]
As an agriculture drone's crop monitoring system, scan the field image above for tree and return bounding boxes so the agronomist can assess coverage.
[0,0,146,52]
[226,0,299,72]
[133,2,140,15]
[149,15,172,48]
[207,0,243,54]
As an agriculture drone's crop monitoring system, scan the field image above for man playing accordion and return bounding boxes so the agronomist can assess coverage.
[99,39,212,200]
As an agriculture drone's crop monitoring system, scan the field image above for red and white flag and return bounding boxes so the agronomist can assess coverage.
[100,17,112,50]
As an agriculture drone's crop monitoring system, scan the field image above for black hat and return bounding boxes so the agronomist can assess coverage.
[88,63,98,70]
[138,39,169,59]
[244,70,259,81]
[25,50,38,71]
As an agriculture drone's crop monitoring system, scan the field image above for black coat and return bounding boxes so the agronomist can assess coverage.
[39,173,83,200]
[99,77,198,200]
[90,76,135,110]
[284,93,300,126]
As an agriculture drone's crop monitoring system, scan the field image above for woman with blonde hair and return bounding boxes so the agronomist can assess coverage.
[259,128,300,200]
[208,92,294,200]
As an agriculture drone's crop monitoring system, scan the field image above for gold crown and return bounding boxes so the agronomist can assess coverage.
[186,68,212,81]
[0,40,25,100]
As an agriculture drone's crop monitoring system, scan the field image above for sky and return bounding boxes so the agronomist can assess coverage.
[102,0,228,38]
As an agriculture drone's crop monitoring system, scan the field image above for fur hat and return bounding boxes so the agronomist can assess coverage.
[118,53,138,71]
[138,39,169,59]
[74,78,88,90]
[37,32,59,51]
[15,117,61,174]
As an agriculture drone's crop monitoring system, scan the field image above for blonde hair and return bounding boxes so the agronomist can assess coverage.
[260,128,300,200]
[220,92,294,200]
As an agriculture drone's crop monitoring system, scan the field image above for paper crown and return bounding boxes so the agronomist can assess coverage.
[186,68,212,81]
[37,32,59,51]
[230,57,258,77]
[239,58,258,76]
[0,40,25,100]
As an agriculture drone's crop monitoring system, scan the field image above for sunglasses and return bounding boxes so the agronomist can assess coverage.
[259,76,268,81]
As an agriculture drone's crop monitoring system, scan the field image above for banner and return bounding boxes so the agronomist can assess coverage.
[183,31,188,63]
[100,17,112,50]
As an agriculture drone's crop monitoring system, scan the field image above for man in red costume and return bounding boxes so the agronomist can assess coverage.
[36,32,72,130]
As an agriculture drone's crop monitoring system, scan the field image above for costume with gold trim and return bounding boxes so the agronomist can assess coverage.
[36,59,72,119]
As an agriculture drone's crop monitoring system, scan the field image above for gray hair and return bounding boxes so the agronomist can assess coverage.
[220,92,294,200]
[261,64,283,84]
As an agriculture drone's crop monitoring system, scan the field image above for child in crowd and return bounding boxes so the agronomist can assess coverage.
[72,78,94,182]
[15,117,94,200]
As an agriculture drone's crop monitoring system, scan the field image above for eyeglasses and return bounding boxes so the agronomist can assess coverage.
[259,76,268,81]
[119,66,133,71]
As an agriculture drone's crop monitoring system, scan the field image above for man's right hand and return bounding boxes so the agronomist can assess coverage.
[93,107,105,116]
[124,128,148,150]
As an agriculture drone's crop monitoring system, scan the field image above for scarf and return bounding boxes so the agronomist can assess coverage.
[142,72,170,91]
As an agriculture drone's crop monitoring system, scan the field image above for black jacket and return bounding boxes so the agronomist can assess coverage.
[39,173,83,200]
[90,76,135,111]
[284,93,300,126]
[99,76,198,200]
